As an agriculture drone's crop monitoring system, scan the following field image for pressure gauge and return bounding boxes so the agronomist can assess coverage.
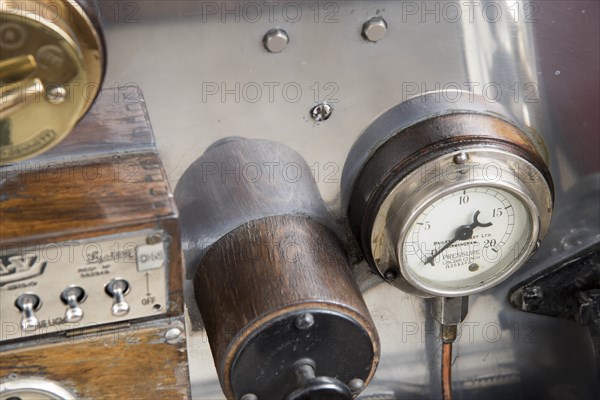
[382,148,550,296]
[345,103,553,298]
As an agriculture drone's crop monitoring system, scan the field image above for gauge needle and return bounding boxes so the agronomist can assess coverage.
[424,210,492,266]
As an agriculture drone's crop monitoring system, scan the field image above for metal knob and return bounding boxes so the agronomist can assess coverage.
[105,279,130,316]
[285,361,352,400]
[14,293,41,331]
[60,286,86,323]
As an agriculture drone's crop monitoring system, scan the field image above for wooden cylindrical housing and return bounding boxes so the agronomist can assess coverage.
[194,215,380,400]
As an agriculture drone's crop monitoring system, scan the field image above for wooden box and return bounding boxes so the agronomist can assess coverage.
[0,88,190,399]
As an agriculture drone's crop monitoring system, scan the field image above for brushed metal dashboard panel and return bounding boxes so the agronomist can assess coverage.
[99,1,600,398]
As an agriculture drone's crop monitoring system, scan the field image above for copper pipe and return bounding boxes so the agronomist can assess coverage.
[442,342,453,400]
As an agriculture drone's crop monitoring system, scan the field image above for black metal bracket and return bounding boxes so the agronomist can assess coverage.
[509,242,600,374]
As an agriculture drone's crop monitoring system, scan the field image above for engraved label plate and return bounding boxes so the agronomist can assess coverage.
[0,230,169,342]
[137,243,166,271]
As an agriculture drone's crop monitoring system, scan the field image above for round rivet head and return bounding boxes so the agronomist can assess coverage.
[384,269,398,281]
[165,327,183,344]
[46,85,67,104]
[263,28,289,53]
[348,378,365,393]
[146,232,162,244]
[453,152,469,164]
[294,313,315,330]
[240,394,258,400]
[468,263,479,272]
[362,17,388,42]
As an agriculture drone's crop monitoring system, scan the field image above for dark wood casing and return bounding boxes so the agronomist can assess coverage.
[0,88,190,399]
[195,215,380,399]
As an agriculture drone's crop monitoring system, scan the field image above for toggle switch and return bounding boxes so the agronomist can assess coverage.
[105,279,130,316]
[60,286,86,323]
[14,293,41,331]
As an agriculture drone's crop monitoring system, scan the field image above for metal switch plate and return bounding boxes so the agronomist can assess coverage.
[0,230,169,342]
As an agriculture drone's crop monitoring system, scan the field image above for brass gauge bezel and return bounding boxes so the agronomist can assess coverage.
[0,0,105,163]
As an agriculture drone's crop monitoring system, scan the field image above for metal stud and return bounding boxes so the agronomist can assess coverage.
[362,17,388,42]
[468,263,479,272]
[46,85,67,104]
[453,152,469,164]
[294,313,315,330]
[384,269,398,281]
[165,327,183,344]
[348,378,365,392]
[263,28,289,53]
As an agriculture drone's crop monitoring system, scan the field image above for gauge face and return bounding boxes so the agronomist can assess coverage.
[400,186,533,294]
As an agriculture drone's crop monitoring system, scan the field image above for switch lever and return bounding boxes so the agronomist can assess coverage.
[15,294,41,331]
[61,286,86,322]
[105,279,130,316]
